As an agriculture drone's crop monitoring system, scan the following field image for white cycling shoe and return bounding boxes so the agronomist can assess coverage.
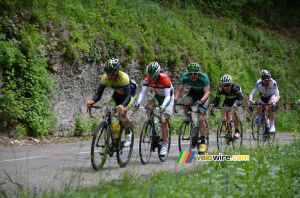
[124,133,132,147]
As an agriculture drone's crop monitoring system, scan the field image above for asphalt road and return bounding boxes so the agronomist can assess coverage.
[0,132,298,196]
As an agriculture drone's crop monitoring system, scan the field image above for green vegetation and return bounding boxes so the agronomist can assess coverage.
[0,0,299,136]
[74,114,99,136]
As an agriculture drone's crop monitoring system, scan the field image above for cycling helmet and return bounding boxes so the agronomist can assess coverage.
[104,58,120,74]
[261,70,271,80]
[187,62,200,72]
[220,74,232,84]
[146,62,161,78]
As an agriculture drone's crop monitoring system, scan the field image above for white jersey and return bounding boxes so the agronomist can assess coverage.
[248,79,280,102]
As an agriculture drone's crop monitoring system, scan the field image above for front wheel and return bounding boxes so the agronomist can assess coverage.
[139,121,152,165]
[251,112,259,140]
[117,123,134,168]
[178,121,191,152]
[217,119,227,151]
[91,121,109,171]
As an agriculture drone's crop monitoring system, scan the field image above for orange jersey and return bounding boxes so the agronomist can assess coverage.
[143,73,174,97]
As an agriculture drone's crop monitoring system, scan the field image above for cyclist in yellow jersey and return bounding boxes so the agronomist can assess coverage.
[87,58,137,147]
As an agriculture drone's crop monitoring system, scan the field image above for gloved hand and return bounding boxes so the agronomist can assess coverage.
[134,104,139,110]
[87,100,94,108]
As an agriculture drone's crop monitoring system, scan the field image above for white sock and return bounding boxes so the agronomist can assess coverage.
[270,121,274,127]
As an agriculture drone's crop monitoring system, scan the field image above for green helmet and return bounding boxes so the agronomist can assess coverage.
[187,62,200,72]
[146,62,161,78]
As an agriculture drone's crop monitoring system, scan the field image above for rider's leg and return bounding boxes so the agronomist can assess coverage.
[233,108,240,129]
[268,97,276,132]
[197,112,206,141]
[146,100,156,117]
[161,115,170,143]
[120,106,129,129]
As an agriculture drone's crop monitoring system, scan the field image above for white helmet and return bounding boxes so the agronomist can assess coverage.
[220,74,232,84]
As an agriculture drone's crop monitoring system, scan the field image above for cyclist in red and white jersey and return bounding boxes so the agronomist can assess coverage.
[248,70,280,132]
[135,62,174,157]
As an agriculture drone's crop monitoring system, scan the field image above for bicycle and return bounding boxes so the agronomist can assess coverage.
[249,101,275,147]
[139,106,171,164]
[89,105,134,171]
[211,106,243,150]
[174,103,209,153]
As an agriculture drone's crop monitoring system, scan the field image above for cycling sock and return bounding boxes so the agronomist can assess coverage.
[200,136,205,144]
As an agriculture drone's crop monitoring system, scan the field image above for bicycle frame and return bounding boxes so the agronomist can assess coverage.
[211,107,235,140]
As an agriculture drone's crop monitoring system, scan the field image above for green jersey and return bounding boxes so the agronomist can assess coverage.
[179,72,210,93]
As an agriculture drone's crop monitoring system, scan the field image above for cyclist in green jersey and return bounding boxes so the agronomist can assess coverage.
[87,58,137,147]
[174,62,210,154]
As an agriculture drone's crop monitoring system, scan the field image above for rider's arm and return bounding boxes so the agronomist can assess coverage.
[248,86,258,102]
[92,84,106,103]
[235,92,243,106]
[274,85,280,103]
[212,96,221,107]
[137,85,148,105]
[120,87,132,107]
[201,86,210,103]
[161,88,171,108]
[212,87,222,107]
[174,84,184,101]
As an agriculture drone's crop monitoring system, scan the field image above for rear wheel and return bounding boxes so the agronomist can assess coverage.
[251,112,259,140]
[217,119,227,151]
[139,121,152,165]
[178,121,191,152]
[91,121,109,171]
[117,123,134,168]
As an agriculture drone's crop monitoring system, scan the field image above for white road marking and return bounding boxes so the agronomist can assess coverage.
[0,156,46,163]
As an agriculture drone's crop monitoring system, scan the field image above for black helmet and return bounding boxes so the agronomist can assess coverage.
[104,58,120,74]
[261,70,271,80]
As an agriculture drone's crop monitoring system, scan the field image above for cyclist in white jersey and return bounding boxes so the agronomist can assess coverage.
[248,70,280,132]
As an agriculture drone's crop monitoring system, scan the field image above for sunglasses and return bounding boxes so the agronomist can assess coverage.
[223,84,231,87]
[189,73,198,76]
[150,75,158,79]
[107,72,117,77]
[263,79,270,82]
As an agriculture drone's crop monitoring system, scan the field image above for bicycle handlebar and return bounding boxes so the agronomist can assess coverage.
[87,105,116,118]
[174,103,198,114]
[248,101,275,112]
